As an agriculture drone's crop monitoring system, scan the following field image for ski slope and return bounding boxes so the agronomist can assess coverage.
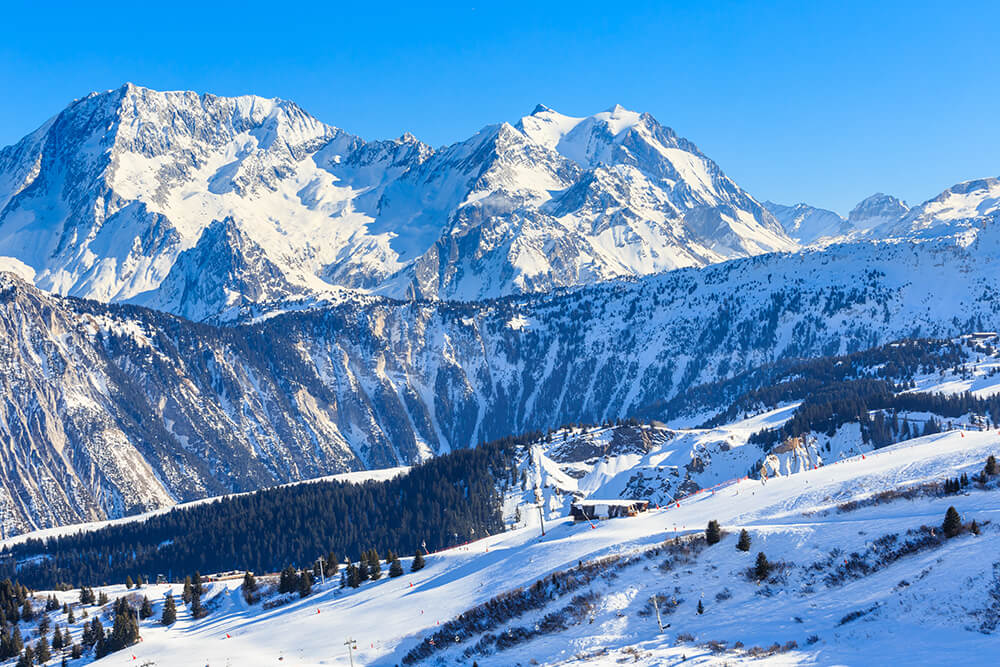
[45,428,1000,666]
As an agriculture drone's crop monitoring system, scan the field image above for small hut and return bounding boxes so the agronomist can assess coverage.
[570,499,649,521]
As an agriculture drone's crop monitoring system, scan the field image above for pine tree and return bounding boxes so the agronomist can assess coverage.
[297,571,313,598]
[369,551,382,581]
[51,624,64,651]
[34,635,50,663]
[15,645,32,667]
[190,590,205,620]
[736,529,751,552]
[136,575,144,588]
[38,614,49,636]
[705,520,722,545]
[70,643,82,660]
[696,599,704,614]
[986,454,999,476]
[66,607,74,624]
[20,599,32,622]
[389,557,404,578]
[125,576,134,590]
[10,626,22,656]
[242,572,258,604]
[347,564,361,589]
[943,506,962,538]
[87,618,105,648]
[181,577,192,604]
[411,549,426,572]
[161,594,177,626]
[971,519,981,536]
[139,596,153,620]
[97,591,108,606]
[192,572,203,596]
[278,566,299,594]
[754,552,771,581]
[106,599,140,653]
[357,558,369,582]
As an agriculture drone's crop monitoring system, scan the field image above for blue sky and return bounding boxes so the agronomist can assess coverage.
[1,0,996,214]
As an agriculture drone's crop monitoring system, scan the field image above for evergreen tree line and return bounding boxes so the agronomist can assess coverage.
[637,338,964,425]
[0,435,522,590]
[750,379,1000,449]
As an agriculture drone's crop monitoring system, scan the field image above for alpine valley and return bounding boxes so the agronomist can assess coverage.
[2,83,1000,666]
[0,85,999,535]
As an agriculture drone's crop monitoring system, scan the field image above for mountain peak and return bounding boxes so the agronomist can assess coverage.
[848,193,909,231]
[2,88,796,316]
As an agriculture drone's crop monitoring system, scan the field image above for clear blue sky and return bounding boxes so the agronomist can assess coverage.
[2,0,997,214]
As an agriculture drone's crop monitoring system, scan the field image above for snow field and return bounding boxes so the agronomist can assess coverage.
[38,428,999,666]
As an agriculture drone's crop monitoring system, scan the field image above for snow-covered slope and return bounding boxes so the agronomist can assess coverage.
[880,177,1000,239]
[19,427,1000,666]
[0,85,799,317]
[5,221,1000,533]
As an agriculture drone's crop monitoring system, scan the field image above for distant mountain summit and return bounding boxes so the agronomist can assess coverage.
[881,177,1000,238]
[762,201,849,244]
[0,85,796,318]
[765,192,910,244]
[848,193,909,232]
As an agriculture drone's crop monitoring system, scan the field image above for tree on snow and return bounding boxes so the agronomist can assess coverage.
[705,520,722,546]
[411,548,426,572]
[943,506,963,538]
[160,594,177,626]
[754,552,771,581]
[736,529,751,552]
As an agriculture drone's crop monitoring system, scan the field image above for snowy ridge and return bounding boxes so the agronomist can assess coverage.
[764,192,910,245]
[0,85,798,318]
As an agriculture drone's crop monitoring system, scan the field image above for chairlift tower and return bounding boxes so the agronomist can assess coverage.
[344,637,358,667]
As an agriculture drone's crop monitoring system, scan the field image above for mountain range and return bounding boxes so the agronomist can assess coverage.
[0,85,999,534]
[0,84,803,321]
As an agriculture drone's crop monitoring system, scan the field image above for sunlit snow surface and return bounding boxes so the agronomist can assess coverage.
[22,429,1000,666]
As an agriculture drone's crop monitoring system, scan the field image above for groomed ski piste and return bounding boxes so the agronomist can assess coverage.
[16,426,1000,666]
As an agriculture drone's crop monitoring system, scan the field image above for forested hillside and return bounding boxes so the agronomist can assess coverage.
[0,435,527,589]
[3,221,1000,534]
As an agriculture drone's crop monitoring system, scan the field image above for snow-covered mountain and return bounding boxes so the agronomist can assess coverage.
[5,220,1000,533]
[0,85,798,318]
[879,177,1000,239]
[847,192,909,232]
[762,201,849,243]
[764,192,909,244]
